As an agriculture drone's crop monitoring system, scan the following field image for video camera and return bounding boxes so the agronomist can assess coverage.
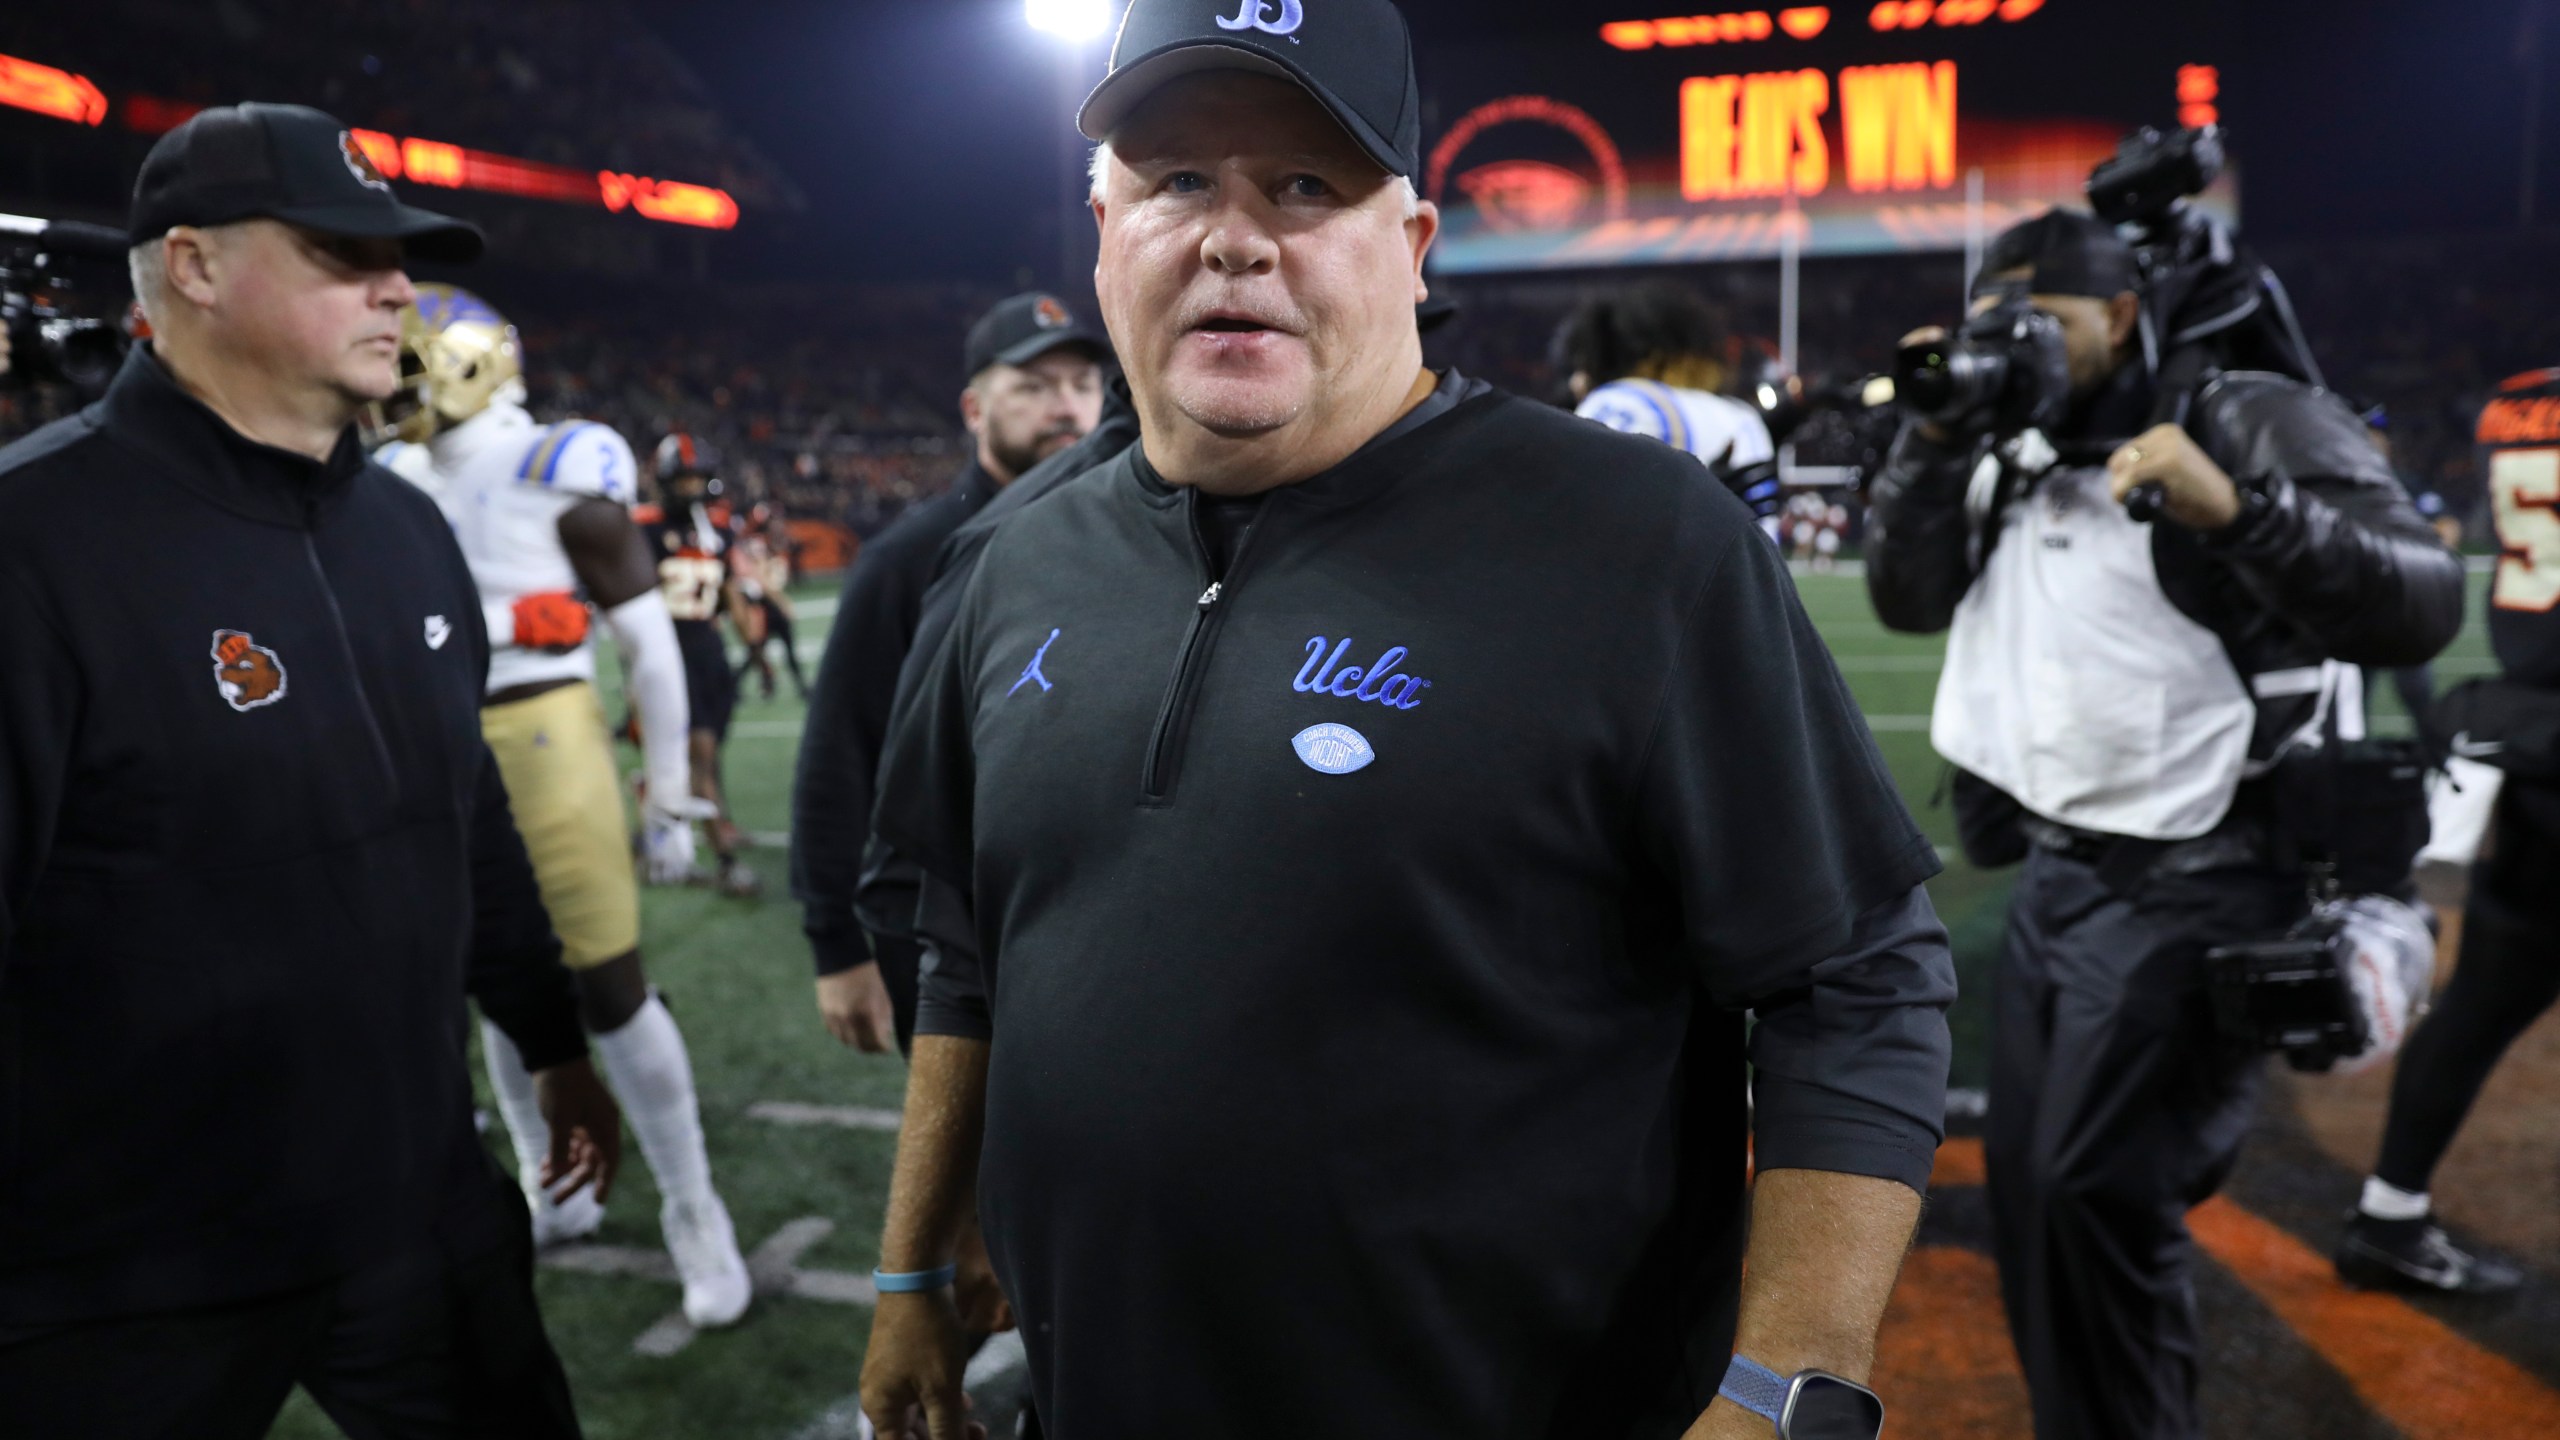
[2209,893,2434,1075]
[1887,124,2323,485]
[1892,295,2071,436]
[0,213,134,394]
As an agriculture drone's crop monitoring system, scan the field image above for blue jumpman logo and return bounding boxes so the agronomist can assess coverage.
[1009,628,1061,696]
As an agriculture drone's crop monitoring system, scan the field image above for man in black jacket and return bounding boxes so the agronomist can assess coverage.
[857,4,1955,1438]
[0,103,613,1438]
[1864,210,2464,1440]
[793,293,1107,1053]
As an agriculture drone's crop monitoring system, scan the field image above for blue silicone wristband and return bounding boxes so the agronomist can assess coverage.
[871,1263,958,1293]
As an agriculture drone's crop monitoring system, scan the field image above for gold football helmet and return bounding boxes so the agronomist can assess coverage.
[386,284,523,442]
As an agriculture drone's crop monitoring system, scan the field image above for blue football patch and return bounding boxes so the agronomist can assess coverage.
[1291,723,1375,775]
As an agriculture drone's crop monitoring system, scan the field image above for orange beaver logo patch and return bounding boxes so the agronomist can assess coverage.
[211,629,288,711]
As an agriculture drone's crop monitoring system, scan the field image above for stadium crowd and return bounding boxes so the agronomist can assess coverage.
[0,0,796,207]
[1,230,2548,548]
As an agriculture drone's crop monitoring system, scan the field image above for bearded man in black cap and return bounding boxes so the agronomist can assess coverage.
[794,293,1108,1056]
[857,2,1959,1438]
[1866,210,2463,1439]
[0,103,613,1437]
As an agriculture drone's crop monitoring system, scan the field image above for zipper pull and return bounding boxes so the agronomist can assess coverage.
[1197,581,1223,609]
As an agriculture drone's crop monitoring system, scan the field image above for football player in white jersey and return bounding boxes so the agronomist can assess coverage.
[376,285,752,1328]
[1556,280,1782,534]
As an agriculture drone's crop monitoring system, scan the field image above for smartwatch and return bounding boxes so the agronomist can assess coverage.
[1717,1353,1886,1440]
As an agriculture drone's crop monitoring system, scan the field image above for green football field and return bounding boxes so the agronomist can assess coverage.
[267,566,2500,1440]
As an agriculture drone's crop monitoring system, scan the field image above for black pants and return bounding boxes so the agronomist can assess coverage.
[2375,777,2560,1193]
[1987,847,2301,1440]
[0,1220,579,1440]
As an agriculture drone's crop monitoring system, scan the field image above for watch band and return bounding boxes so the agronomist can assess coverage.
[1717,1352,1791,1425]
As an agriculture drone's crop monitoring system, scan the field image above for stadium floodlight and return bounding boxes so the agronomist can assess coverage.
[1026,0,1112,40]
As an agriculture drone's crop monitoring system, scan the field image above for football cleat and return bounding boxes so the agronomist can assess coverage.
[2335,1211,2524,1295]
[664,1193,752,1328]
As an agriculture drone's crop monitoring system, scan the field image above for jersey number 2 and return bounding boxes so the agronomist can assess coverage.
[2493,447,2560,612]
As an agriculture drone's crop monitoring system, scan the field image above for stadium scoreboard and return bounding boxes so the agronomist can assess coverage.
[1422,0,2233,272]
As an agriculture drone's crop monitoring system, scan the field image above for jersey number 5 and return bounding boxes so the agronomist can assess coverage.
[660,555,726,622]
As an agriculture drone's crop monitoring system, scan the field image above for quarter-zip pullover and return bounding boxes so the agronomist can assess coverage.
[0,347,582,1324]
[876,383,1952,1439]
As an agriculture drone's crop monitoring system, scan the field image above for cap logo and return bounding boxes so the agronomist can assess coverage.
[1033,297,1070,330]
[1215,0,1303,39]
[339,130,392,192]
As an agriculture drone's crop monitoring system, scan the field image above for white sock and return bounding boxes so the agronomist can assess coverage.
[2360,1176,2432,1221]
[481,1017,554,1196]
[591,993,718,1211]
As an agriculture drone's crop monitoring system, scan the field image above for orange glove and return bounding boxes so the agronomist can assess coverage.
[513,591,591,652]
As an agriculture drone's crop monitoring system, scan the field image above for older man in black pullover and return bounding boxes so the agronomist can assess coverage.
[0,103,612,1439]
[854,6,1954,1440]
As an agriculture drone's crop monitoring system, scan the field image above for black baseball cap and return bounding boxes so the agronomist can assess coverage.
[130,102,483,263]
[1974,208,2138,301]
[964,292,1111,379]
[1078,0,1423,181]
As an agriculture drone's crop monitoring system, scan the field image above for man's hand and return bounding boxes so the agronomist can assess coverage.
[953,1211,1015,1334]
[0,323,12,378]
[512,590,592,652]
[860,1291,986,1440]
[816,963,897,1052]
[2108,422,2241,530]
[532,1057,623,1204]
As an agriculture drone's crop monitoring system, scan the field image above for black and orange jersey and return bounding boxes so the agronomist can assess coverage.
[645,501,730,628]
[2481,368,2560,685]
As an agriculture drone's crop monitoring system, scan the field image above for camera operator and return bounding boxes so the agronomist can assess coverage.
[1865,208,2462,1440]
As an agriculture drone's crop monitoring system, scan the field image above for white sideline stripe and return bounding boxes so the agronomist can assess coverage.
[796,596,838,620]
[733,719,804,738]
[750,830,792,848]
[748,1100,903,1132]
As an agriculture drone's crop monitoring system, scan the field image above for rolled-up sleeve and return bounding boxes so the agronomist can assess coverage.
[1634,522,1952,1191]
[1747,885,1955,1193]
[873,562,991,1040]
[912,873,992,1042]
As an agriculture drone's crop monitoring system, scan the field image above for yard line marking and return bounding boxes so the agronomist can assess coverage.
[749,1100,904,1132]
[733,719,804,738]
[632,1215,848,1358]
[750,830,792,848]
[2190,1194,2560,1438]
[541,1241,676,1283]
